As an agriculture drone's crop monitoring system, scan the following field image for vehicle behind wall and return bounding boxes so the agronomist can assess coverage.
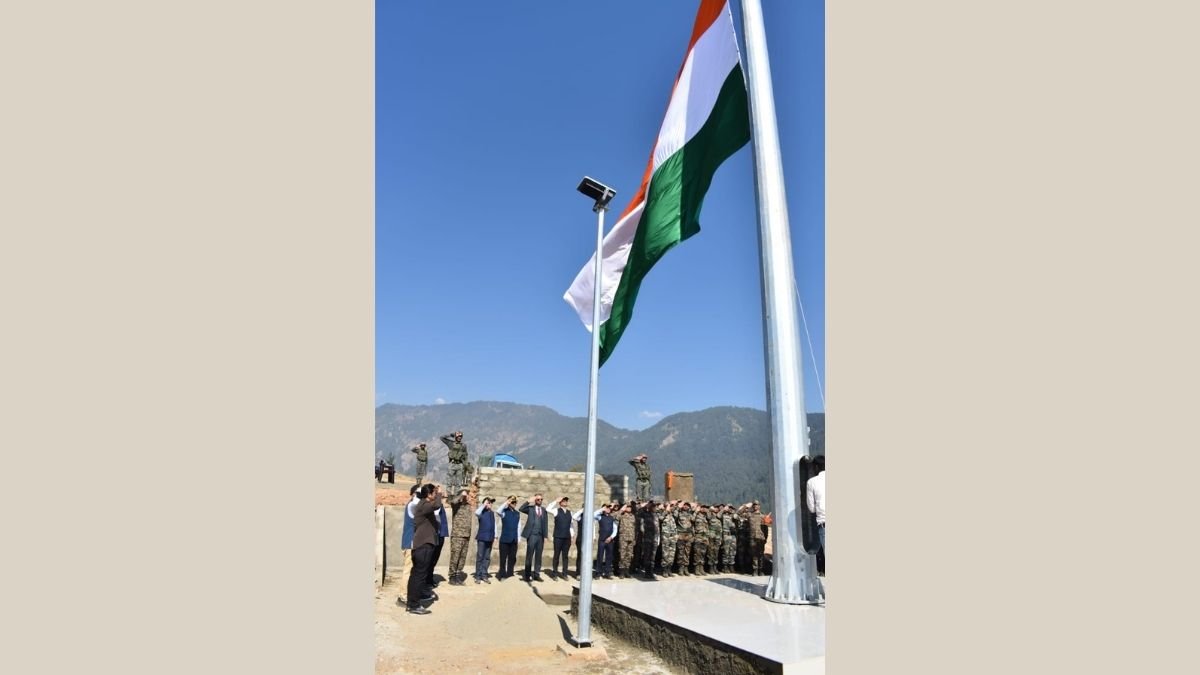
[491,453,523,470]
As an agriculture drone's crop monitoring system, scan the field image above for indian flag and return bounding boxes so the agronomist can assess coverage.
[563,0,750,366]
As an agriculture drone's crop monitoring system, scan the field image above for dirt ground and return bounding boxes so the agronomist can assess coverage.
[375,478,680,673]
[374,568,681,674]
[374,475,418,506]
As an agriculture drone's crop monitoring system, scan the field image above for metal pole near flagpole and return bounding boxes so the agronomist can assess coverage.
[572,176,615,646]
[739,0,823,605]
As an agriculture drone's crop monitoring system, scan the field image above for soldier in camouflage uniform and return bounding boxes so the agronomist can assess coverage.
[745,500,767,575]
[720,504,738,573]
[440,431,469,493]
[658,501,678,577]
[616,503,637,578]
[447,489,474,585]
[629,454,652,500]
[674,502,694,575]
[690,506,708,575]
[707,505,722,573]
[410,443,428,483]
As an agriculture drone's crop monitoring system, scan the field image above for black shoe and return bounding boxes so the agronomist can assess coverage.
[406,606,432,615]
[474,577,481,584]
[532,575,544,582]
[482,577,491,584]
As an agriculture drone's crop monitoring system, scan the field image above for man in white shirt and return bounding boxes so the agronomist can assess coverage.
[805,455,826,554]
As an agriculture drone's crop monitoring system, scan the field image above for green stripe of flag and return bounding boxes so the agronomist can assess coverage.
[599,66,750,365]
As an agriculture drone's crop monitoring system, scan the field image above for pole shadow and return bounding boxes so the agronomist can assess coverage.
[706,577,768,597]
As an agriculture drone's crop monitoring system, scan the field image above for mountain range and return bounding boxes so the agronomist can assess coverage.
[375,401,825,511]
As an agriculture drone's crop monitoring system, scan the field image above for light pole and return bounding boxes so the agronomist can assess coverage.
[571,176,615,647]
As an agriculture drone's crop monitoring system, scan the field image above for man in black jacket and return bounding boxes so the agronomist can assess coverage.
[549,496,573,579]
[406,483,443,615]
[519,493,548,582]
[638,500,659,580]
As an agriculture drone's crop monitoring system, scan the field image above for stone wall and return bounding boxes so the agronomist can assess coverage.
[383,505,408,574]
[474,467,628,509]
[664,471,694,503]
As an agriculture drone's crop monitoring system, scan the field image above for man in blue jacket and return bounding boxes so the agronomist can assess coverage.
[496,496,521,580]
[549,496,573,580]
[594,503,618,579]
[473,496,497,584]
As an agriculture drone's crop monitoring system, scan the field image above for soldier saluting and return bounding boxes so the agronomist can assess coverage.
[411,442,428,484]
[629,453,652,500]
[440,431,469,494]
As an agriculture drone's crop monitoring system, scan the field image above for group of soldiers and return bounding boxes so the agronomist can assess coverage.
[381,430,474,493]
[389,435,774,580]
[619,453,769,578]
[601,497,770,579]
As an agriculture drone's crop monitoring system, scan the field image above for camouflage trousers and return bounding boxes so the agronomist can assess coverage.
[707,536,721,569]
[448,536,470,578]
[635,479,651,500]
[618,536,636,572]
[691,539,707,572]
[415,460,427,483]
[675,535,692,571]
[447,462,465,493]
[749,539,766,573]
[722,535,737,567]
[660,535,677,572]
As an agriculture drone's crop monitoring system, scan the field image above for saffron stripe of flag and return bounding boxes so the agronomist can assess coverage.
[563,0,750,366]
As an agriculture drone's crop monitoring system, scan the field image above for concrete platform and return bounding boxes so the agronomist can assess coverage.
[571,574,825,674]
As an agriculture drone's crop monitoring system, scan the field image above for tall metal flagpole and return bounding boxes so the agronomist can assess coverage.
[740,0,823,605]
[573,178,613,646]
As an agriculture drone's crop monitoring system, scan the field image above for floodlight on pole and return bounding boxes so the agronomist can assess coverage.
[571,175,614,648]
[577,176,616,212]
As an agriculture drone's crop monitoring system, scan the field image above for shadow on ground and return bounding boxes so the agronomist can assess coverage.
[706,577,767,596]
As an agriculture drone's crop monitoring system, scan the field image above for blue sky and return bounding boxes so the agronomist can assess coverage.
[377,1,824,430]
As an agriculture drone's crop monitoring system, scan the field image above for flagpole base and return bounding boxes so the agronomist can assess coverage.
[765,560,825,605]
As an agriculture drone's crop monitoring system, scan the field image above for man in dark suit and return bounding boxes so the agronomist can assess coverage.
[405,483,444,615]
[549,496,573,579]
[519,493,548,582]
